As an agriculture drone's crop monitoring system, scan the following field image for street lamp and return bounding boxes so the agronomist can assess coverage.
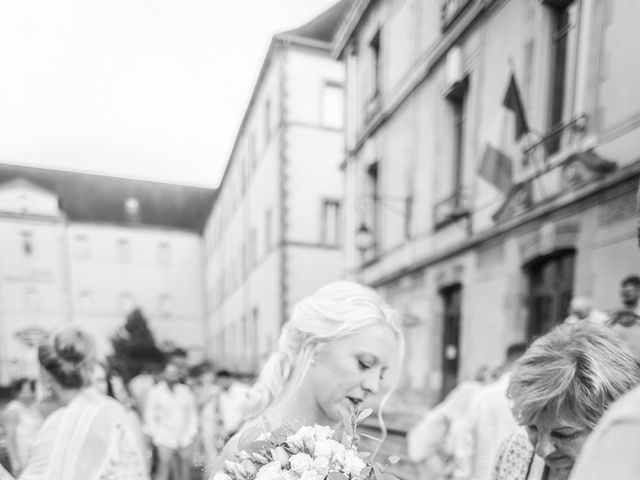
[355,222,375,254]
[355,193,413,255]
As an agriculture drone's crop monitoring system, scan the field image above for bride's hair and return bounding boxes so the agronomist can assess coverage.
[245,280,404,425]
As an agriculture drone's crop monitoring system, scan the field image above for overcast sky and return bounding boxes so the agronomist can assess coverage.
[0,0,340,188]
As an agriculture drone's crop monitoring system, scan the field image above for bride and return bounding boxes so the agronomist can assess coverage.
[211,281,404,474]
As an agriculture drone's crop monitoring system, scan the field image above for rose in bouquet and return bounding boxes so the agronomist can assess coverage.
[212,408,400,480]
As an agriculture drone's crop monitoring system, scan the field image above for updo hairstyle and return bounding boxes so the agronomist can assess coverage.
[38,327,96,389]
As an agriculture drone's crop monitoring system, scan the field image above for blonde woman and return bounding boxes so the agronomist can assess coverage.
[492,321,640,480]
[211,281,404,475]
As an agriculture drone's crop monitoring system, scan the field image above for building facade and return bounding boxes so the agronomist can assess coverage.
[0,164,214,384]
[335,0,640,409]
[203,2,350,374]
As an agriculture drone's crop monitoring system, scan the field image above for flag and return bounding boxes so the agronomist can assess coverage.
[478,72,529,194]
[502,73,529,141]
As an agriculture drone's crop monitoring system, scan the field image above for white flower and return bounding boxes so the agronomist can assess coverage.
[313,456,330,476]
[312,425,334,441]
[272,446,290,467]
[213,473,232,480]
[255,461,283,480]
[287,425,316,449]
[326,439,345,456]
[344,450,366,477]
[289,453,314,474]
[300,470,319,480]
[313,440,332,458]
[282,471,299,480]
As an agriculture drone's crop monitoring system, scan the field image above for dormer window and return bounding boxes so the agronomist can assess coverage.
[125,197,140,223]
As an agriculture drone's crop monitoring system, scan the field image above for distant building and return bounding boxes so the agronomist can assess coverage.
[0,163,214,384]
[335,0,640,407]
[202,1,351,374]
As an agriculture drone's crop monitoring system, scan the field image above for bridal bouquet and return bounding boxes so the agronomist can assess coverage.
[213,408,399,480]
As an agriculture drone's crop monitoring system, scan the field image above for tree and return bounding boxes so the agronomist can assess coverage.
[108,308,165,383]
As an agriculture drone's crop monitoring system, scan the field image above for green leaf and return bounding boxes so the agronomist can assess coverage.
[357,408,373,422]
[359,451,371,458]
[328,473,348,480]
[237,427,262,450]
[387,456,400,465]
[373,463,384,480]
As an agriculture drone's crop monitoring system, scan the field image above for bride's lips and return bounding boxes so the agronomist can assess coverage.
[544,455,573,469]
[347,396,363,408]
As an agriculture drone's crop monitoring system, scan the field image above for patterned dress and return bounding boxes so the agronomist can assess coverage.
[492,430,547,480]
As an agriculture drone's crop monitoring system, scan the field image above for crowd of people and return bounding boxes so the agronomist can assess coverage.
[0,277,640,479]
[0,332,250,480]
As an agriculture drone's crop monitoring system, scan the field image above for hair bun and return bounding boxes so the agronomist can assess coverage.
[54,328,93,365]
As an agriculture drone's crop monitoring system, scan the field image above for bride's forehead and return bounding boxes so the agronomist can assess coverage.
[332,324,396,350]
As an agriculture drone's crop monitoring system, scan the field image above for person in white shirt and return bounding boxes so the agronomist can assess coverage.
[144,360,198,480]
[563,297,609,325]
[451,343,528,480]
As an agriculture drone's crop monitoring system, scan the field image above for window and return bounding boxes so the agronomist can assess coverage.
[79,291,93,311]
[440,284,462,399]
[75,235,89,260]
[365,161,379,243]
[264,99,272,142]
[320,82,344,129]
[159,294,173,318]
[25,288,39,311]
[369,31,381,97]
[545,0,577,155]
[117,238,130,262]
[321,200,341,245]
[119,293,134,315]
[447,82,467,198]
[250,228,257,267]
[527,250,575,338]
[158,242,171,265]
[265,208,273,252]
[21,231,33,256]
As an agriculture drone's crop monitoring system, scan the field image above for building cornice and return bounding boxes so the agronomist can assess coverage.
[364,159,640,288]
[332,0,373,59]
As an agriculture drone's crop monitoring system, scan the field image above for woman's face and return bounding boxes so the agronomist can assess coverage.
[305,323,398,423]
[17,381,36,403]
[525,409,590,473]
[91,364,108,395]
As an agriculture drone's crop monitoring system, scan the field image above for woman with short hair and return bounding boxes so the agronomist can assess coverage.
[492,321,640,480]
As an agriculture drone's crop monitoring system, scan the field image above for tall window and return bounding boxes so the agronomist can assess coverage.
[440,284,462,399]
[320,81,344,129]
[321,200,341,245]
[158,241,171,265]
[365,162,379,242]
[21,231,33,256]
[369,31,381,97]
[75,235,89,260]
[527,250,575,338]
[448,85,467,198]
[265,208,273,252]
[264,99,272,142]
[117,238,130,262]
[545,0,577,155]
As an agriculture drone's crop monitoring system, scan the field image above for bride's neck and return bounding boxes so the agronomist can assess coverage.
[269,386,332,427]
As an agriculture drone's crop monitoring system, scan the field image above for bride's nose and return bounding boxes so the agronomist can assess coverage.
[362,369,382,395]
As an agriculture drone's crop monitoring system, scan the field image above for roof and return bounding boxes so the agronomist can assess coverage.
[278,0,354,46]
[0,163,216,233]
[332,0,372,59]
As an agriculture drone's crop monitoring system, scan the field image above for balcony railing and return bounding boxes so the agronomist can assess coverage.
[434,187,470,229]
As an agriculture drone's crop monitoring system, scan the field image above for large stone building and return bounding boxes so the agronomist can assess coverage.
[0,163,215,384]
[202,1,351,374]
[335,0,640,410]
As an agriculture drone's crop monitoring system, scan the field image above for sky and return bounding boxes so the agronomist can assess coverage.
[0,0,341,188]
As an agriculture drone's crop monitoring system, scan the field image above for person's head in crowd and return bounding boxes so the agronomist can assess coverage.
[245,281,404,428]
[90,361,108,395]
[607,310,640,361]
[508,321,640,477]
[167,348,189,382]
[505,342,528,367]
[568,296,593,320]
[38,327,96,401]
[162,358,182,389]
[215,369,234,392]
[12,377,37,405]
[189,363,215,401]
[620,274,640,311]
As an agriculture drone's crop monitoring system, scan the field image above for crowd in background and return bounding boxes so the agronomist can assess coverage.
[0,336,250,480]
